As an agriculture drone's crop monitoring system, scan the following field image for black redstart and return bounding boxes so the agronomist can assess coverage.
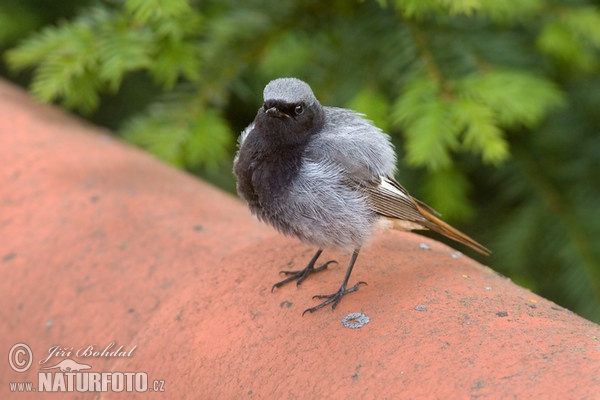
[233,77,490,314]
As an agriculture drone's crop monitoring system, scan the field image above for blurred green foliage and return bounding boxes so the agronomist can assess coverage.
[2,0,600,322]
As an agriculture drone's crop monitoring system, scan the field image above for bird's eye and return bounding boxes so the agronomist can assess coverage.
[262,103,268,111]
[295,105,304,115]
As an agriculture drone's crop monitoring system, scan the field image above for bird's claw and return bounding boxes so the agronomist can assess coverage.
[302,281,367,315]
[271,260,337,292]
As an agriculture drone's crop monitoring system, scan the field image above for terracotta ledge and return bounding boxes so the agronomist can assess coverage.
[1,79,599,399]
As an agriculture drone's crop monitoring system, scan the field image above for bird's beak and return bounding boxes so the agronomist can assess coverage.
[266,107,291,119]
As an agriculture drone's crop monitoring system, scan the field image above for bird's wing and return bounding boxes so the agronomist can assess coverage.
[366,176,491,255]
[365,176,433,227]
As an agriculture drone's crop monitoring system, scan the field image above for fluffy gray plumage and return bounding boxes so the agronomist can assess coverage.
[279,108,397,248]
[235,78,397,249]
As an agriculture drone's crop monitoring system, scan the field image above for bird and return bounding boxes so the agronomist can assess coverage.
[233,77,490,315]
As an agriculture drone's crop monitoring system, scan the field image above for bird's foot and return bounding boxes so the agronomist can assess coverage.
[302,281,367,315]
[271,260,337,292]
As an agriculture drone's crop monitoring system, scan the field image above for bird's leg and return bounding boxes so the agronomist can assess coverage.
[271,248,337,292]
[302,248,366,315]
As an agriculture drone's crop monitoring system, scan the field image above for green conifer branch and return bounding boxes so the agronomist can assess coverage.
[515,148,600,302]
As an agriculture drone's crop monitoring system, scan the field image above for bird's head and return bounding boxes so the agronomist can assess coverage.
[256,78,324,144]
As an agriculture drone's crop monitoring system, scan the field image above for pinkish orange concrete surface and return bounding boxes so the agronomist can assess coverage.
[1,78,599,399]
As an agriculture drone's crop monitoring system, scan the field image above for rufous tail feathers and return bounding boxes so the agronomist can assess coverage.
[390,203,491,256]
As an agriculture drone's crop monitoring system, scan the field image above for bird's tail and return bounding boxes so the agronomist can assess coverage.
[391,202,491,256]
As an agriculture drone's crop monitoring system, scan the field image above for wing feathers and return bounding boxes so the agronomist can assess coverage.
[366,176,490,255]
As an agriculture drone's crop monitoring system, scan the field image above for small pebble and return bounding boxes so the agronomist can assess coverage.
[419,243,431,251]
[342,312,370,329]
[414,305,427,311]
